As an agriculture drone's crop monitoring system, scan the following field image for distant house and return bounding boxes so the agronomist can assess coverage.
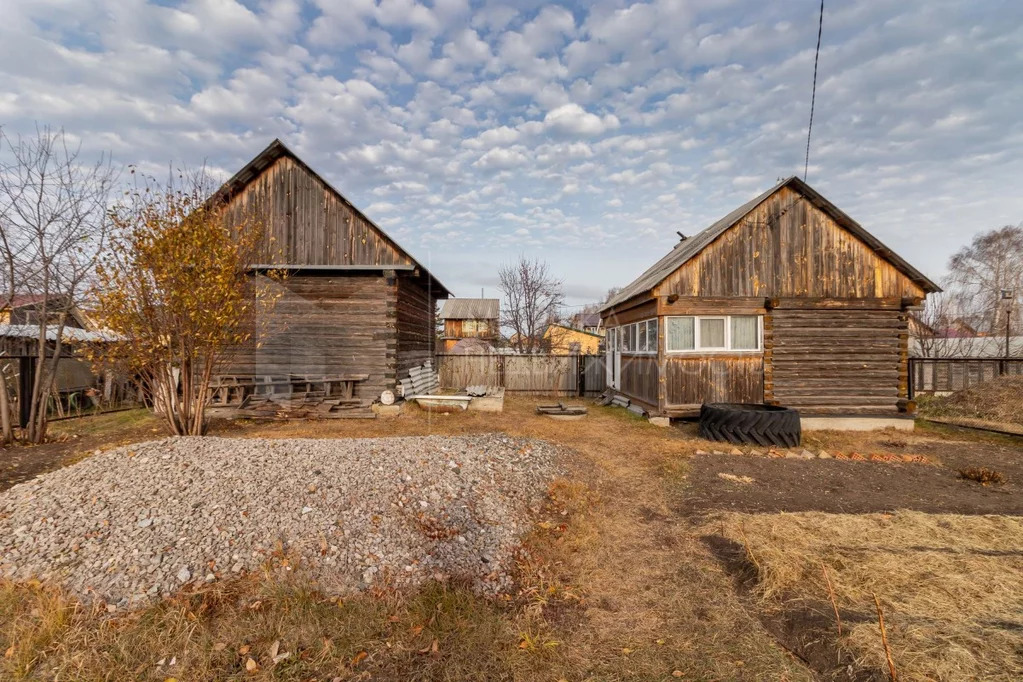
[600,176,940,418]
[438,298,499,353]
[1,294,90,329]
[570,312,604,336]
[213,139,451,403]
[544,323,602,355]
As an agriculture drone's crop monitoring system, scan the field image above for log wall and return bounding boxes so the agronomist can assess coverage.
[396,275,437,377]
[766,305,906,414]
[222,274,395,399]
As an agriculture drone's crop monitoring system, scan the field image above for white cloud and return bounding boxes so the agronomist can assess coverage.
[473,146,530,170]
[543,103,620,136]
[2,0,1021,305]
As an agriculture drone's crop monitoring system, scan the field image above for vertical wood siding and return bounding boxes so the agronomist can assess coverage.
[620,355,659,406]
[221,156,411,268]
[664,355,764,406]
[654,187,926,300]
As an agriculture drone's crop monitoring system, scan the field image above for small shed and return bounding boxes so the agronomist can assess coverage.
[600,176,941,418]
[213,139,451,405]
[438,298,499,353]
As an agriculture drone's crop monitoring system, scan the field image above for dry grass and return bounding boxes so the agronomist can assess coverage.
[918,375,1023,429]
[705,511,1023,681]
[0,398,811,681]
[10,397,1010,680]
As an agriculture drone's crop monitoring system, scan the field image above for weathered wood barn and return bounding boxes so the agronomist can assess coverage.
[213,139,450,407]
[600,176,940,419]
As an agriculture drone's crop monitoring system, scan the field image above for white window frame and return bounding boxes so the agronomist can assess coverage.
[697,316,728,351]
[665,315,763,354]
[619,318,658,355]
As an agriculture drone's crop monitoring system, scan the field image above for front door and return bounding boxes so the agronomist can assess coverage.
[606,328,622,390]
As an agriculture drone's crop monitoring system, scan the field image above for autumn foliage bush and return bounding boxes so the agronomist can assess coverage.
[88,170,283,436]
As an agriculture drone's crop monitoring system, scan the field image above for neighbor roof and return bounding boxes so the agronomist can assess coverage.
[0,324,116,343]
[438,298,499,320]
[602,176,940,312]
[214,139,451,298]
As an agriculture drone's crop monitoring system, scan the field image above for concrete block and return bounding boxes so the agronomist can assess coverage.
[800,416,914,432]
[372,403,403,417]
[648,416,671,427]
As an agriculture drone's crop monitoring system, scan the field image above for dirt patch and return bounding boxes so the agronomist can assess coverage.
[0,410,162,492]
[684,453,1023,515]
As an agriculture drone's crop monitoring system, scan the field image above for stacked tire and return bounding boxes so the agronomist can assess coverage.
[699,403,801,448]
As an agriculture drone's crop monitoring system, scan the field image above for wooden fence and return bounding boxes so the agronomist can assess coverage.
[908,357,1023,398]
[435,353,607,396]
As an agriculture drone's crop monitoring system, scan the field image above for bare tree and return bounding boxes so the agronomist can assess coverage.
[499,256,564,354]
[0,126,116,443]
[946,225,1023,335]
[910,291,975,358]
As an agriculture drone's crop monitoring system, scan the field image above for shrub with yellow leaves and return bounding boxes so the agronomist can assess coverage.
[87,169,284,436]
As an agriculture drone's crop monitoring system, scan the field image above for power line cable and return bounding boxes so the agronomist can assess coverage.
[804,0,824,181]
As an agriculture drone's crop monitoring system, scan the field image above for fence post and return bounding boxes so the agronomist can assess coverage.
[912,357,920,400]
[577,355,585,397]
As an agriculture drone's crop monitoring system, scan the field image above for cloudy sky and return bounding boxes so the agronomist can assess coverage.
[2,0,1021,306]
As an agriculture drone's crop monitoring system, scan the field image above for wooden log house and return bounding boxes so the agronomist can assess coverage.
[600,176,941,418]
[212,139,450,410]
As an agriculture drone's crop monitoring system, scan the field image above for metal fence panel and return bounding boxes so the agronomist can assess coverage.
[909,357,1023,398]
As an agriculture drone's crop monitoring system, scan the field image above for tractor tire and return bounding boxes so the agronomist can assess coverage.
[699,403,801,448]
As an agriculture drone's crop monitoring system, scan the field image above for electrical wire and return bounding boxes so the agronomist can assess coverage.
[804,0,824,182]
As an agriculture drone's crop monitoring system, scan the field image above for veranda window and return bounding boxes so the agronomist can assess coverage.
[666,315,762,352]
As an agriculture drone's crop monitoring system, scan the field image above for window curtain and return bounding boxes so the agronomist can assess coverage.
[731,316,758,350]
[667,317,694,350]
[699,318,726,348]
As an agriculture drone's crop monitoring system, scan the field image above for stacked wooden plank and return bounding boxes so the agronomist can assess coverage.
[397,360,440,399]
[206,374,376,419]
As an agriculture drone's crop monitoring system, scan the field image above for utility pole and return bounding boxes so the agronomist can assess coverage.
[1002,289,1014,360]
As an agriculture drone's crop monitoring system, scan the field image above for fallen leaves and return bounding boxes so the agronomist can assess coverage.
[244,657,258,672]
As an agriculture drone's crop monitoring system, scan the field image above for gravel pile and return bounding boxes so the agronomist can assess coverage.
[0,434,559,609]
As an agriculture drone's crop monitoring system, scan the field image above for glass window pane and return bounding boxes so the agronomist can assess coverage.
[699,318,726,348]
[667,317,694,351]
[647,319,658,352]
[731,316,759,350]
[638,321,647,352]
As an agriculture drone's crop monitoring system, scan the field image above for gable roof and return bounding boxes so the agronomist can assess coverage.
[545,323,603,339]
[602,176,940,312]
[215,139,451,297]
[438,298,499,320]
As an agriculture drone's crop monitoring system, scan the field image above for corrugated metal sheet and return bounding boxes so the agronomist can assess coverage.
[0,324,116,343]
[601,176,940,313]
[438,298,499,320]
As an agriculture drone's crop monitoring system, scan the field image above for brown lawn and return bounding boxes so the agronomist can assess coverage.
[1,398,1021,680]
